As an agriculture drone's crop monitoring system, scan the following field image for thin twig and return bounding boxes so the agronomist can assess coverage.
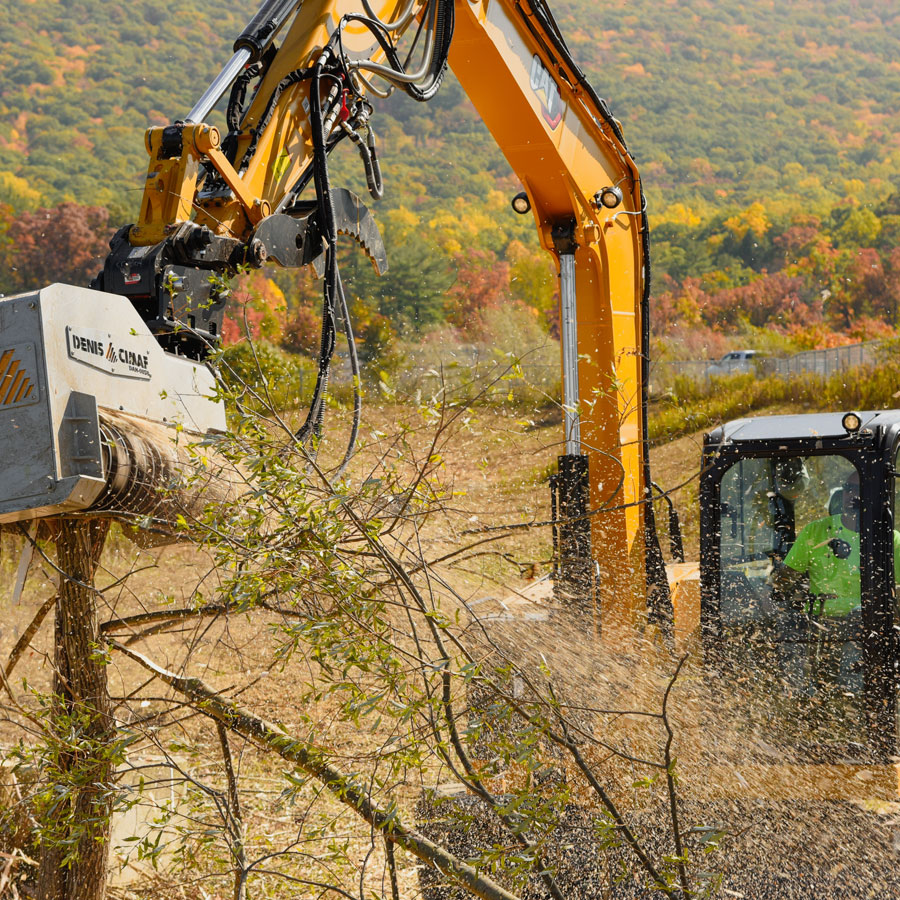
[5,594,56,679]
[662,654,691,898]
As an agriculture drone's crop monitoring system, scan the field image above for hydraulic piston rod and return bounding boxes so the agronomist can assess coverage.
[550,224,593,605]
[186,49,252,124]
[185,0,304,123]
[559,251,580,456]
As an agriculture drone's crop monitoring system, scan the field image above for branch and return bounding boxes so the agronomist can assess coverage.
[385,838,400,900]
[100,605,232,634]
[108,641,521,900]
[5,594,56,680]
[662,654,691,898]
[100,598,312,646]
[217,722,248,900]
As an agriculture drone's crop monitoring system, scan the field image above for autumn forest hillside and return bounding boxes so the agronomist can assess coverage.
[3,0,900,360]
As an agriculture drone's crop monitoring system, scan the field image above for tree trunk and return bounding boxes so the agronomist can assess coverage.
[38,518,113,900]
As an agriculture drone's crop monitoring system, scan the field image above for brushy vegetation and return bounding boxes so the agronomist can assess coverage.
[217,340,317,413]
[650,357,900,444]
[217,336,900,445]
[0,378,713,900]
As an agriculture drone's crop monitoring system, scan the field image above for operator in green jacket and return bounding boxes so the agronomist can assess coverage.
[774,469,900,695]
[778,469,900,614]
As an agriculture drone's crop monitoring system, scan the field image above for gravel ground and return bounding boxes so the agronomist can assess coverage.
[418,791,900,899]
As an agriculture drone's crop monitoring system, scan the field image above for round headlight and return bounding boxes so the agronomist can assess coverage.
[842,412,862,434]
[595,186,623,209]
[511,191,531,215]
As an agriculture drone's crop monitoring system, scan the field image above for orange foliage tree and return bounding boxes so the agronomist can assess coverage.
[445,248,510,340]
[222,271,288,345]
[0,202,112,294]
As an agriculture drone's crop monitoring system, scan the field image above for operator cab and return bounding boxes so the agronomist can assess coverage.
[700,411,900,762]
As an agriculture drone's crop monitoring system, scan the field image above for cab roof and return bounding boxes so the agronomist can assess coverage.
[707,410,900,445]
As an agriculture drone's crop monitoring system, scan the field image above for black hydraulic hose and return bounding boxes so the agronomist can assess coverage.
[343,13,405,69]
[283,3,447,458]
[227,62,263,133]
[358,128,383,199]
[234,0,304,64]
[341,123,384,201]
[294,55,340,446]
[218,62,265,171]
[638,198,673,622]
[334,266,362,478]
[312,253,338,440]
[405,0,453,102]
[238,67,313,172]
[525,0,628,149]
[280,129,349,212]
[529,0,569,54]
[367,127,383,198]
[342,0,453,102]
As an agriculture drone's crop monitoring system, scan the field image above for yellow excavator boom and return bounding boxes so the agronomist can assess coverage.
[101,0,662,626]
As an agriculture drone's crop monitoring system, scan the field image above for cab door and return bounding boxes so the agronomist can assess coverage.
[701,450,891,761]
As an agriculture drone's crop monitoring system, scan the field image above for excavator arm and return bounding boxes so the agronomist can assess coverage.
[92,0,666,621]
[449,0,659,620]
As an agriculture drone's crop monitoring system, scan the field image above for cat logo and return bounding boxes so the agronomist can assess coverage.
[0,346,37,408]
[530,54,563,130]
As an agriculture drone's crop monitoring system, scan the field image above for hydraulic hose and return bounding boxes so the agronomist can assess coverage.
[345,0,453,101]
[524,0,628,148]
[638,196,674,622]
[334,267,362,478]
[404,0,453,101]
[294,53,341,448]
[234,0,304,64]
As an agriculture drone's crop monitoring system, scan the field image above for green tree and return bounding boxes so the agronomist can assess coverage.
[833,207,882,249]
[341,234,452,334]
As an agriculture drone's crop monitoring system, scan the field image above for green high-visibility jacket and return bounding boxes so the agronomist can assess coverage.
[784,515,900,616]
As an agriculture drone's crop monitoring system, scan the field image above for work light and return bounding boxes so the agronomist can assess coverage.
[511,191,531,214]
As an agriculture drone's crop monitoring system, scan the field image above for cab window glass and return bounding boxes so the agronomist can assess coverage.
[718,455,857,625]
[894,445,900,601]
